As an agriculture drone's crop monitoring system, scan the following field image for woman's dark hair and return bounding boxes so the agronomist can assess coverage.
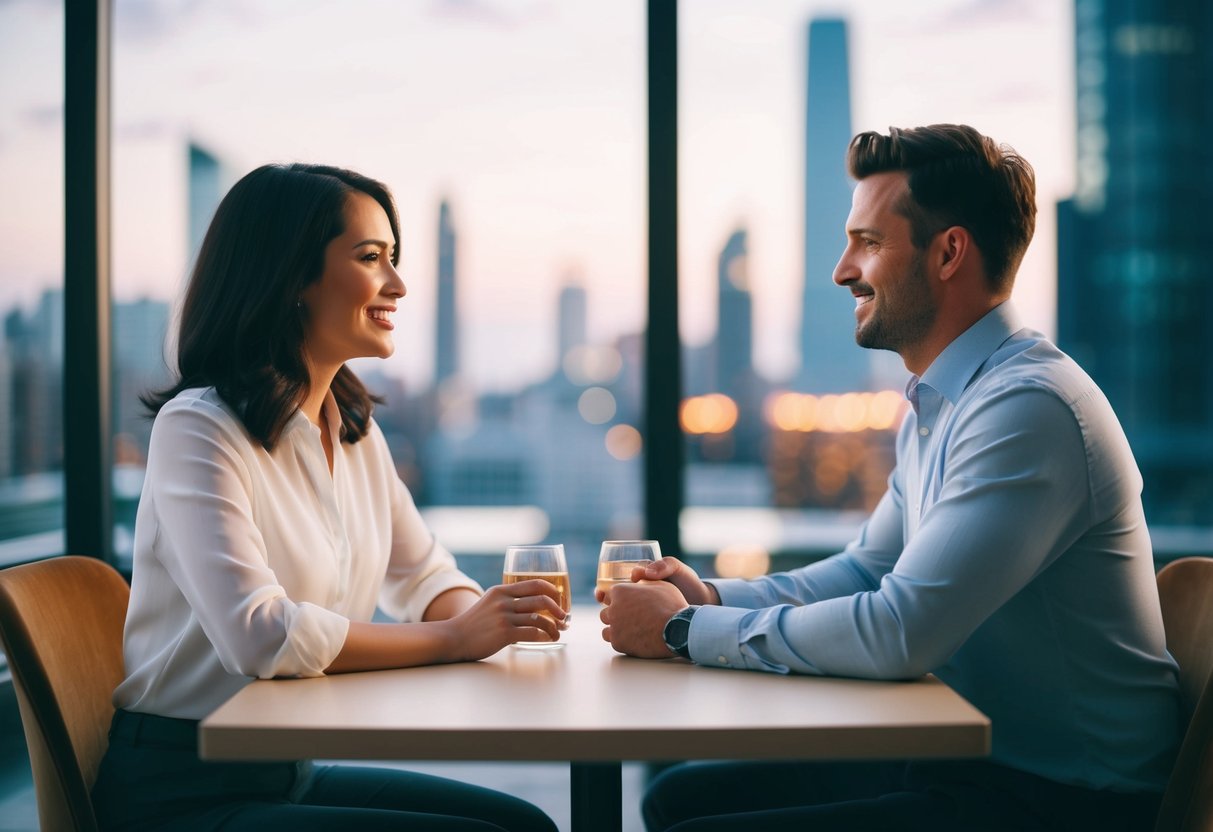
[847,124,1037,294]
[144,163,401,449]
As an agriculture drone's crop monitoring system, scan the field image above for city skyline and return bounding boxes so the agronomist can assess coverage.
[1,0,1074,393]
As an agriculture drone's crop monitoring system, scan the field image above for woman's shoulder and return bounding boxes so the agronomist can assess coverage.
[152,387,251,447]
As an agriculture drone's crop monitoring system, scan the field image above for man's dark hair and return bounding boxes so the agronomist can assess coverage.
[144,163,400,449]
[847,124,1037,293]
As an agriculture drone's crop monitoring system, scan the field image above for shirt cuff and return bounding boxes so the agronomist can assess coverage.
[706,578,770,609]
[400,569,483,623]
[687,604,752,669]
[273,601,350,678]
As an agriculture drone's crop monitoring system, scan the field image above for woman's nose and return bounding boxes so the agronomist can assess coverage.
[387,263,406,297]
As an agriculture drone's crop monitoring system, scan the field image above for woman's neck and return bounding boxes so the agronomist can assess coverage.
[300,364,339,428]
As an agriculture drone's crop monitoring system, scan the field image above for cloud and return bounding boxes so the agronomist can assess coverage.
[22,103,62,128]
[428,0,555,29]
[897,0,1050,33]
[115,0,269,43]
[0,0,61,8]
[938,0,1050,27]
[115,119,175,141]
[985,82,1050,106]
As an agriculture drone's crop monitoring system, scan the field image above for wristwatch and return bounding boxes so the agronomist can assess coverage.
[662,605,700,659]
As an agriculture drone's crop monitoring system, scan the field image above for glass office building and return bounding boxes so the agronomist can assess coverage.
[1058,0,1213,525]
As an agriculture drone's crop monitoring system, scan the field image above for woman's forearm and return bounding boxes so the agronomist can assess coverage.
[324,620,458,673]
[422,587,481,621]
[324,581,567,673]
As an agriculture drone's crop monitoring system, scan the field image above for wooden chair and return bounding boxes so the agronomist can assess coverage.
[0,556,129,832]
[1155,557,1213,832]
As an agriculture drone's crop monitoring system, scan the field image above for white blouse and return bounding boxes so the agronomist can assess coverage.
[114,387,481,720]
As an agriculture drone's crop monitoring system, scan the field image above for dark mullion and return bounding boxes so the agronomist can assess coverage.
[644,0,683,557]
[64,0,113,562]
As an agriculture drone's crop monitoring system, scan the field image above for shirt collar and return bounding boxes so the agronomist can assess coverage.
[284,389,343,440]
[917,301,1023,405]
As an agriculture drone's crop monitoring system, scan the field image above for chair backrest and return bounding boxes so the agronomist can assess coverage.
[0,556,129,832]
[1155,556,1213,832]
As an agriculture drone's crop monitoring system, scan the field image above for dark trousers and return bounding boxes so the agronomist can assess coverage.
[91,709,557,831]
[643,759,1163,831]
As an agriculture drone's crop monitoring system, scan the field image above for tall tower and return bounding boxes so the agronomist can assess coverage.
[800,17,868,393]
[187,142,223,262]
[1057,0,1213,524]
[715,227,752,402]
[435,199,459,386]
[557,281,587,364]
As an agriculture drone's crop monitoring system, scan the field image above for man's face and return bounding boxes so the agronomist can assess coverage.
[832,171,937,357]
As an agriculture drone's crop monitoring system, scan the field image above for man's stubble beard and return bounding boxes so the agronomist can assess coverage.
[854,251,937,356]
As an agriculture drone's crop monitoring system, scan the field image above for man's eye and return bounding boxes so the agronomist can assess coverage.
[863,238,879,250]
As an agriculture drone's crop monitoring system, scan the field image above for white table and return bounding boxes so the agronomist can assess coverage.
[201,612,989,830]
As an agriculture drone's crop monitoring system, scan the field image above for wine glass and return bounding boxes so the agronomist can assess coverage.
[502,544,570,650]
[596,540,663,597]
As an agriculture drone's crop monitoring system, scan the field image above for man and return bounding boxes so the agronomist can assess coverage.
[600,124,1180,831]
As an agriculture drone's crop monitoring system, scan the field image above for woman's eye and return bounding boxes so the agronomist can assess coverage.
[361,252,380,263]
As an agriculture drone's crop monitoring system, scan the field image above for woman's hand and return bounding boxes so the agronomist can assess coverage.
[443,580,568,661]
[593,556,721,606]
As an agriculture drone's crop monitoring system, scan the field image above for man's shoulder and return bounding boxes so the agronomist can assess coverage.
[964,330,1137,471]
[977,329,1105,410]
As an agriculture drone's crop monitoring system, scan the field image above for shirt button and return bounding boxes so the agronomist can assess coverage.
[918,426,930,436]
[718,656,729,665]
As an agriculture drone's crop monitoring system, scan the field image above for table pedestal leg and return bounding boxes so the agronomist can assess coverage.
[570,761,622,832]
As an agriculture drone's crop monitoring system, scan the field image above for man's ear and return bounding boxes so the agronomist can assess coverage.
[935,226,972,283]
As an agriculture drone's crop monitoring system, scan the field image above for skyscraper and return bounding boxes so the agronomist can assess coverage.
[435,199,459,386]
[113,298,171,456]
[715,227,752,402]
[799,17,867,393]
[187,142,224,261]
[557,280,587,364]
[1057,0,1213,524]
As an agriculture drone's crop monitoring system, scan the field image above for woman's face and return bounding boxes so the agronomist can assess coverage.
[300,191,405,374]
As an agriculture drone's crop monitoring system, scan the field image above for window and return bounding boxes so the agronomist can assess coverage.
[0,0,65,567]
[110,0,646,596]
[676,1,1158,578]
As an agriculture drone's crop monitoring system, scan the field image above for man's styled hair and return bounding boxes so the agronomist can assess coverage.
[847,124,1037,293]
[144,163,400,449]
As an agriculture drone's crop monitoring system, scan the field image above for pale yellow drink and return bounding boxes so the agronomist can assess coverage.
[502,571,571,620]
[595,560,651,595]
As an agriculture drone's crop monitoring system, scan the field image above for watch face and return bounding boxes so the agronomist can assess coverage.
[664,609,694,657]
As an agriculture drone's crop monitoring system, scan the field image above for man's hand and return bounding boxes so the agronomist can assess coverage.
[593,556,721,607]
[599,580,689,658]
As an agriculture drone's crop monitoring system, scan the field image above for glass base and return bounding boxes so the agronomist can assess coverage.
[511,641,566,650]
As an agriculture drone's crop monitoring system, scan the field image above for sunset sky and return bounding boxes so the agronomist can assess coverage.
[0,0,1072,390]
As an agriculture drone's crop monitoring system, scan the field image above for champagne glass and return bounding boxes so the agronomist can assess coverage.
[502,544,570,650]
[597,540,662,596]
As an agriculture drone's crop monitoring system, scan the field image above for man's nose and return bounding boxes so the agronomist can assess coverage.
[832,251,854,286]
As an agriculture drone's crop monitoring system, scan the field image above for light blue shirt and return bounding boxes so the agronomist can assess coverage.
[692,302,1180,792]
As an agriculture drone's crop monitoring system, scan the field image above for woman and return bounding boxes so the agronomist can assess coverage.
[91,163,564,831]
